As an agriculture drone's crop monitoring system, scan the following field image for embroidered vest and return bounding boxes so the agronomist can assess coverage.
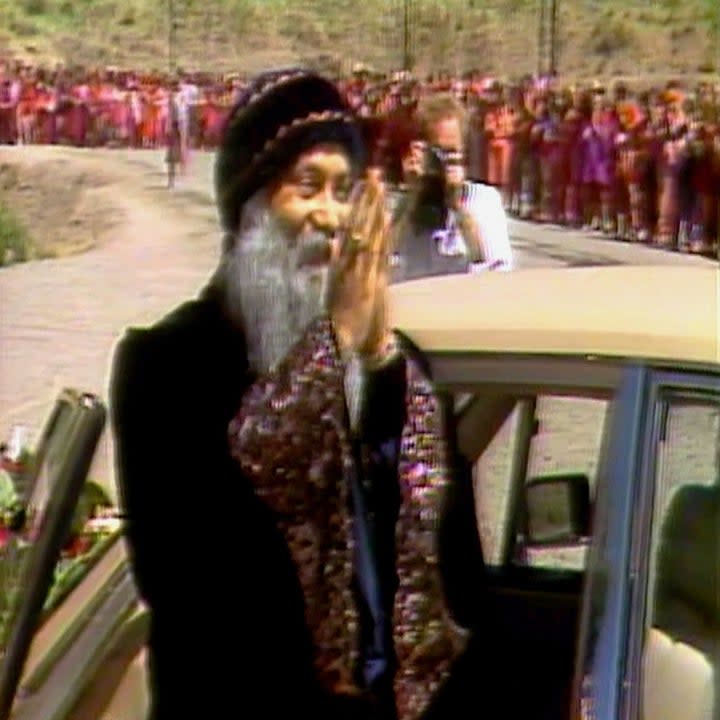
[229,319,464,719]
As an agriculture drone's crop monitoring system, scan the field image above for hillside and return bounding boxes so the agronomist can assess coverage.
[0,0,718,80]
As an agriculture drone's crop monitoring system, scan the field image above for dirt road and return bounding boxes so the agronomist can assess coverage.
[0,146,222,495]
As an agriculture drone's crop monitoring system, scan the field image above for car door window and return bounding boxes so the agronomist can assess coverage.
[474,394,608,570]
[570,370,643,720]
[641,395,720,720]
[472,400,521,566]
[0,391,107,718]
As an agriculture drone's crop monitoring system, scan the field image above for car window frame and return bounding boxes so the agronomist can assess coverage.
[570,364,650,720]
[0,392,106,720]
[432,351,620,579]
[620,369,720,720]
[430,352,624,395]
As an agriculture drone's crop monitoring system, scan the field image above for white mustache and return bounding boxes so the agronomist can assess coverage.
[294,231,335,268]
[225,206,334,375]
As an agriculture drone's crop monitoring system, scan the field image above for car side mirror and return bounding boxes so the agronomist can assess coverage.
[522,473,591,546]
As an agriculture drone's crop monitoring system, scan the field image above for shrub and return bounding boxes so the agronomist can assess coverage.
[8,18,38,37]
[591,19,636,57]
[0,203,31,267]
[21,0,48,16]
[697,59,716,73]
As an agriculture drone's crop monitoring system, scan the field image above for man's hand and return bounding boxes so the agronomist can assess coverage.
[329,173,391,360]
[405,140,425,181]
[444,160,465,211]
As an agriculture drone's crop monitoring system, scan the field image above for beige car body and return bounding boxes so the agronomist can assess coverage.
[390,266,719,366]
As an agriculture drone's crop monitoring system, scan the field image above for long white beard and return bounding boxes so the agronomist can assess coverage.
[223,193,332,375]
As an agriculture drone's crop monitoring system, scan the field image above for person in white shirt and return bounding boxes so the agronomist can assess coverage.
[389,92,514,281]
[179,76,199,147]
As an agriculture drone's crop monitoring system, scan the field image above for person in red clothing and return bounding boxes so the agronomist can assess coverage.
[687,112,717,254]
[16,69,38,145]
[485,84,517,208]
[655,87,688,248]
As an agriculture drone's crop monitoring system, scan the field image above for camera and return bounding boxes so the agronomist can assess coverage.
[423,145,448,179]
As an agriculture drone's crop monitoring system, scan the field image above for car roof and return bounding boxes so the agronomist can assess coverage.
[388,265,720,366]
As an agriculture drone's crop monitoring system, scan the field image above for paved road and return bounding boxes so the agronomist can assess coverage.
[0,146,716,501]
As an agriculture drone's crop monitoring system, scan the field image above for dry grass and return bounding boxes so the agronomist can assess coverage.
[0,158,122,262]
[0,0,717,79]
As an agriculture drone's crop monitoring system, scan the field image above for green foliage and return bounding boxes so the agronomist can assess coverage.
[0,541,30,648]
[43,530,118,614]
[0,471,19,518]
[69,480,112,537]
[0,0,715,75]
[704,0,720,30]
[0,475,116,647]
[21,0,48,16]
[0,471,15,505]
[0,203,31,267]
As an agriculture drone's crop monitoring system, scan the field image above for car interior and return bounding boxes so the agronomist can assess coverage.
[643,482,718,720]
[430,387,603,719]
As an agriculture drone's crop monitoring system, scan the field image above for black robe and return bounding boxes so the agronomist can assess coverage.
[109,283,372,720]
[110,282,487,719]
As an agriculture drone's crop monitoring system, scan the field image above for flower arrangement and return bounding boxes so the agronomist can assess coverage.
[0,451,121,648]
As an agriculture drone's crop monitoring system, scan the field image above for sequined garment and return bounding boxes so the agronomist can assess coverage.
[228,317,464,720]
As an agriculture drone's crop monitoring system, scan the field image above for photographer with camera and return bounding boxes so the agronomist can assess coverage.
[389,92,514,282]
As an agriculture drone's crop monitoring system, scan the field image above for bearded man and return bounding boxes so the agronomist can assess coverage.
[110,69,483,720]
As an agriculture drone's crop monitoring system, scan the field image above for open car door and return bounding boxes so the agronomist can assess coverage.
[0,389,150,720]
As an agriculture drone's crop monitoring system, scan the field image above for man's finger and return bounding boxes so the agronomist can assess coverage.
[363,194,388,297]
[349,178,368,205]
[346,190,370,241]
[370,187,390,266]
[342,187,374,266]
[338,171,386,295]
[350,181,380,260]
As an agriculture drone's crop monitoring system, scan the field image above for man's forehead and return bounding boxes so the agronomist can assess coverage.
[292,144,352,174]
[431,116,462,147]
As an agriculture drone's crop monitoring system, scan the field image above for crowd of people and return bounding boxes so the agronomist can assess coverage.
[1,59,718,254]
[0,48,712,720]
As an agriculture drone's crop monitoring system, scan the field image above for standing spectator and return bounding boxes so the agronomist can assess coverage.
[390,92,513,281]
[580,93,618,234]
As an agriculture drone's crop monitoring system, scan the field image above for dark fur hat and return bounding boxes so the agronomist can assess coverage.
[215,68,366,233]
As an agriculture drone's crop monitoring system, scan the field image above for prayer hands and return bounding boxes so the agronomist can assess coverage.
[329,172,392,360]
